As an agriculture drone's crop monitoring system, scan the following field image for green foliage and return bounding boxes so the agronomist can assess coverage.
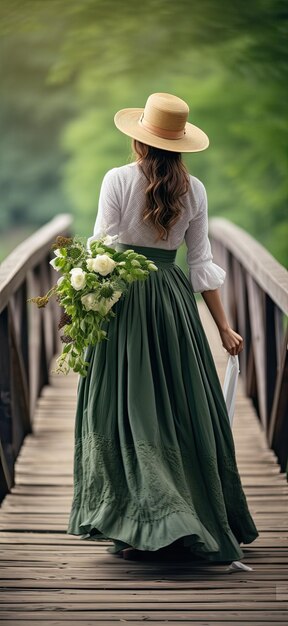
[0,21,75,232]
[29,235,158,375]
[0,0,287,265]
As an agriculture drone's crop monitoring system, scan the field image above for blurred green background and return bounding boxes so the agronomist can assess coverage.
[0,0,287,265]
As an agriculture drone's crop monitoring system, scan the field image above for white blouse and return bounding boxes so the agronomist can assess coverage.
[88,162,226,293]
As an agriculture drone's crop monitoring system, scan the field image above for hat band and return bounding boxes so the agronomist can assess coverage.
[139,114,185,140]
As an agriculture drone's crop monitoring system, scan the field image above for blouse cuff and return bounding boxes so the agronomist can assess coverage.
[189,261,226,293]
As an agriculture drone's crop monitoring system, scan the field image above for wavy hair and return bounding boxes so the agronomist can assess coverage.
[132,139,189,241]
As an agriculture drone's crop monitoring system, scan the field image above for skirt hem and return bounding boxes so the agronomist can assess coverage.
[67,502,248,562]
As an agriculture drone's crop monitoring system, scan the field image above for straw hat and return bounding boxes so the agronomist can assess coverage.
[114,92,209,153]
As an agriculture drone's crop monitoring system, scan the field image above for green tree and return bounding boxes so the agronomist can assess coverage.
[0,0,287,265]
[0,20,74,235]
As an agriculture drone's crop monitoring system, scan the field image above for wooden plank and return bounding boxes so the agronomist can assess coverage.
[1,601,288,611]
[0,587,288,610]
[1,622,287,626]
[0,567,288,581]
[0,581,287,596]
[0,586,287,598]
[0,610,288,621]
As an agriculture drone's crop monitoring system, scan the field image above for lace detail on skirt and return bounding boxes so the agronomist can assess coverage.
[72,432,200,519]
[70,431,249,534]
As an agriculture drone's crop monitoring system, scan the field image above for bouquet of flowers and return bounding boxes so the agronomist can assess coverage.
[29,235,158,376]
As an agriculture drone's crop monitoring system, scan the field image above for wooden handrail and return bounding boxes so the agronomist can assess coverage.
[0,215,73,314]
[209,218,288,473]
[0,215,73,501]
[209,218,288,315]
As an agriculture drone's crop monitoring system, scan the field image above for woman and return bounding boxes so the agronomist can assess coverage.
[67,93,258,562]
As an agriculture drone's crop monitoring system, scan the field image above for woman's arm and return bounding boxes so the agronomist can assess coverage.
[184,181,243,355]
[87,169,120,249]
[201,288,244,355]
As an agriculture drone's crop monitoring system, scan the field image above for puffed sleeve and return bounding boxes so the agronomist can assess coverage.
[185,184,226,293]
[87,168,120,248]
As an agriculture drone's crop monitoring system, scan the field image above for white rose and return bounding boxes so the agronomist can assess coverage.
[81,290,122,313]
[96,290,122,314]
[92,254,116,276]
[81,293,98,310]
[70,268,87,290]
[105,290,122,312]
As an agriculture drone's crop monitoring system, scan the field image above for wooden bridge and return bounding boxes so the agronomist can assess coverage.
[0,215,287,624]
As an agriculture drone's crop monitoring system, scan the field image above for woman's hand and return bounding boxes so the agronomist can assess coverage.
[200,289,244,355]
[219,326,244,355]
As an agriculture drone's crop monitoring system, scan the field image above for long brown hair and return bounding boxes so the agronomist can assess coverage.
[132,139,189,241]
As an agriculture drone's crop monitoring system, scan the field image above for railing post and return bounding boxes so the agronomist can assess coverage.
[0,307,14,499]
[8,301,31,458]
[268,328,288,472]
[265,295,278,430]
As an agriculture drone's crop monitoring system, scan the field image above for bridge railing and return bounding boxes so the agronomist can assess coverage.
[0,215,287,502]
[0,215,73,501]
[209,218,288,474]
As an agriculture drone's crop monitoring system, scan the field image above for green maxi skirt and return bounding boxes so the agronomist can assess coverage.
[67,244,258,562]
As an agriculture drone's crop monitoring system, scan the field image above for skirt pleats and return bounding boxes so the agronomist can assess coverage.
[67,244,258,561]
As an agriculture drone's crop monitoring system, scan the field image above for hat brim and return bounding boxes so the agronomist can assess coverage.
[114,108,209,153]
